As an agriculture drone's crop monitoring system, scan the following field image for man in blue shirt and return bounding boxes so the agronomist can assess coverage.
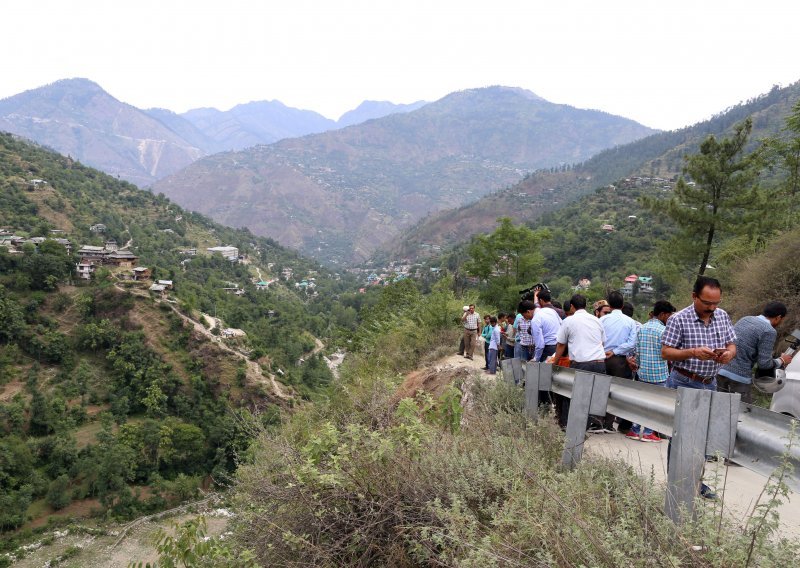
[599,291,639,433]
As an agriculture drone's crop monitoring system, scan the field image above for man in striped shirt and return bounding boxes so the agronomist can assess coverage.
[514,300,536,362]
[627,300,676,442]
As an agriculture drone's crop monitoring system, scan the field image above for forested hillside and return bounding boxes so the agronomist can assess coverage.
[390,81,800,260]
[0,132,362,535]
[153,86,655,264]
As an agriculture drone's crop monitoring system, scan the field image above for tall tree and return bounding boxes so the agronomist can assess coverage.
[643,118,763,276]
[763,99,800,227]
[464,217,549,307]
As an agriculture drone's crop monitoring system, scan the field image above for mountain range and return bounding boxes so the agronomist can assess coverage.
[0,78,426,186]
[388,82,800,262]
[152,86,657,264]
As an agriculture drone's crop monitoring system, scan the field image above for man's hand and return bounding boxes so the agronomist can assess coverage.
[716,349,735,365]
[605,350,613,359]
[545,355,556,364]
[692,346,718,361]
[780,353,794,367]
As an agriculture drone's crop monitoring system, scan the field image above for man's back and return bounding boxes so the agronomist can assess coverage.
[720,315,778,380]
[557,309,606,362]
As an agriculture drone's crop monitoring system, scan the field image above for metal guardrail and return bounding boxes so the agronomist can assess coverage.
[502,360,800,523]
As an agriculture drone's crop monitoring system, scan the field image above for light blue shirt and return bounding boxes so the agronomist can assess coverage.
[532,306,562,361]
[489,324,501,350]
[600,309,638,356]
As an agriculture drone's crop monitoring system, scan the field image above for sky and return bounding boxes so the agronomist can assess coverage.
[3,0,799,131]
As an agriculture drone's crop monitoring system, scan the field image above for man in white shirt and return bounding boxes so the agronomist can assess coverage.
[461,304,481,360]
[547,294,607,429]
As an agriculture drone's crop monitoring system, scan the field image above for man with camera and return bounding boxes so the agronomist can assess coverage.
[461,304,481,360]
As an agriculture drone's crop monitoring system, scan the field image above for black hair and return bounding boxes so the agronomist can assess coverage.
[518,300,536,313]
[607,290,624,309]
[489,315,498,325]
[551,300,562,309]
[653,300,677,317]
[763,301,788,318]
[563,300,572,313]
[569,294,587,310]
[498,312,506,319]
[538,290,552,303]
[621,302,635,317]
[693,276,721,295]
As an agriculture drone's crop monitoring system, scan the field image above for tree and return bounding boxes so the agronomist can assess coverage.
[643,118,764,276]
[46,474,71,510]
[763,99,800,228]
[464,217,549,307]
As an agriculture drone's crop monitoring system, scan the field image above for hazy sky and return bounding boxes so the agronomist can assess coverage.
[3,0,798,130]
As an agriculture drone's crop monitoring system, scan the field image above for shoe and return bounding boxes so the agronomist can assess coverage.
[699,483,717,500]
[586,424,605,434]
[641,433,662,443]
[625,430,641,441]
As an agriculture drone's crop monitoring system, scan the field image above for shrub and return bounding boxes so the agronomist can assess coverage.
[233,377,800,567]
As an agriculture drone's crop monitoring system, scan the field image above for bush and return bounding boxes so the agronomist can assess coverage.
[233,377,800,567]
[727,228,800,334]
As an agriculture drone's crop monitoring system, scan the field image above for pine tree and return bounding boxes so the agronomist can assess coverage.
[643,118,764,276]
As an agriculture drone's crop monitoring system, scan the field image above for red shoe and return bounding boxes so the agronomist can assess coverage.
[625,431,641,441]
[641,433,662,443]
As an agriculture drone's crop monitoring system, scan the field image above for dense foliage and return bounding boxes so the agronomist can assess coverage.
[0,132,360,531]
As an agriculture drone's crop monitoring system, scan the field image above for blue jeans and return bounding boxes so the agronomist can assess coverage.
[515,343,534,361]
[504,344,515,359]
[487,348,498,373]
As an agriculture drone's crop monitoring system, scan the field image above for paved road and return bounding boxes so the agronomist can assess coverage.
[585,431,800,537]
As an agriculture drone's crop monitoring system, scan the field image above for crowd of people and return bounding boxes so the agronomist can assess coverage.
[460,276,793,496]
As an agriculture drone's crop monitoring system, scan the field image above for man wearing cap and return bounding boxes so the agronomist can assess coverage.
[461,304,481,360]
[717,301,793,404]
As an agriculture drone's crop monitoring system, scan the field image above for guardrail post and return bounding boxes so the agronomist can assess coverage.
[562,371,611,469]
[500,359,515,386]
[665,389,740,524]
[511,357,524,386]
[524,362,552,421]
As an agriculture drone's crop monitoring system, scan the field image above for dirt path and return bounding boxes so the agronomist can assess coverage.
[162,301,290,400]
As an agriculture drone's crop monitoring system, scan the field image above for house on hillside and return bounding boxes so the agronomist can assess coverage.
[77,245,108,263]
[157,279,174,290]
[222,328,247,339]
[75,262,96,280]
[208,246,239,261]
[106,250,138,269]
[622,274,638,296]
[90,223,106,233]
[576,277,591,290]
[602,224,615,232]
[638,276,654,294]
[132,266,151,280]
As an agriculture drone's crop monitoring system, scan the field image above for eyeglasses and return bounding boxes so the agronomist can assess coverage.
[695,297,721,307]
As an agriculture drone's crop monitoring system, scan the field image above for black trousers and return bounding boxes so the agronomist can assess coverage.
[605,354,634,432]
[554,360,607,429]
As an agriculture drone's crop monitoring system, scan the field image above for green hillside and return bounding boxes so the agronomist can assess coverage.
[153,86,656,264]
[391,81,800,260]
[0,132,357,534]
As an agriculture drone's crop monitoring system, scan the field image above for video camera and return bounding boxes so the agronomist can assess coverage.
[518,282,549,301]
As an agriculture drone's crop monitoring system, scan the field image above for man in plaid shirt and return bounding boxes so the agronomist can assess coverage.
[661,276,737,384]
[660,276,736,499]
[627,300,677,442]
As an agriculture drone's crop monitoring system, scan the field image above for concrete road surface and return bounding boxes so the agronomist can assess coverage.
[585,431,800,537]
